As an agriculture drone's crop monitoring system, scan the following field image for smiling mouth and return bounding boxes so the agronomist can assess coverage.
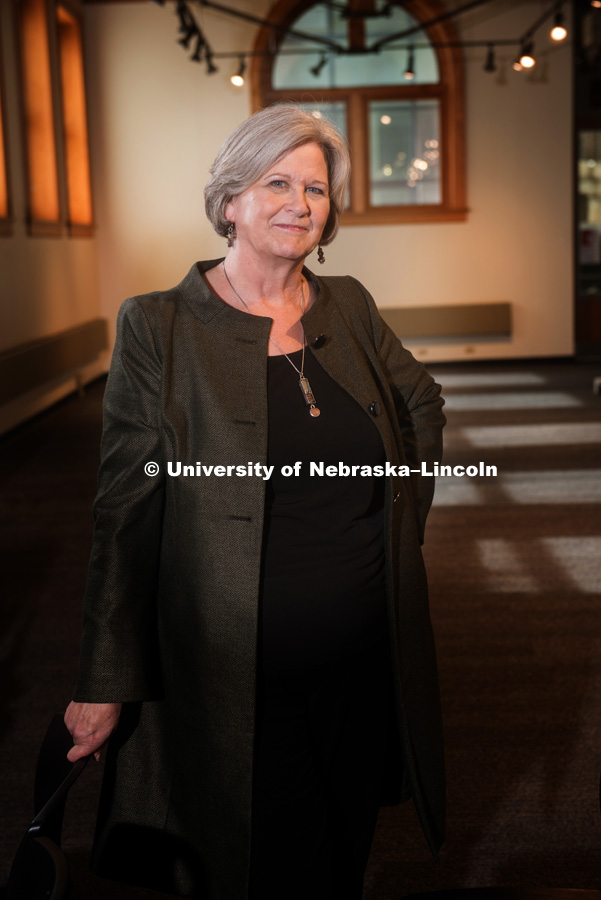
[275,224,308,233]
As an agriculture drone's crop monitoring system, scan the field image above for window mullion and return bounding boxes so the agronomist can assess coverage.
[0,66,10,231]
[19,0,61,232]
[56,4,94,233]
[348,92,367,214]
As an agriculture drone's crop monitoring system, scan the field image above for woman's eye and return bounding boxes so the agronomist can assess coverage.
[270,180,285,188]
[307,187,325,195]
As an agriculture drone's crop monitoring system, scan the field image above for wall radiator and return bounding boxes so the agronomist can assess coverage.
[0,318,108,406]
[379,302,512,343]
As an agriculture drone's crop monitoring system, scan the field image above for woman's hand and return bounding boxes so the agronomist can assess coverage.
[64,701,122,763]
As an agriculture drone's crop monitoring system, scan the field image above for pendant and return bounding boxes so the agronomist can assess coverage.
[299,376,320,418]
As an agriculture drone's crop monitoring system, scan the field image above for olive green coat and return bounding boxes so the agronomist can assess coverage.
[74,259,446,899]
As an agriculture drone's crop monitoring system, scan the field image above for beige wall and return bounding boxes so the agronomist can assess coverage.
[1,0,573,435]
[0,1,103,434]
[82,0,256,345]
[83,0,573,364]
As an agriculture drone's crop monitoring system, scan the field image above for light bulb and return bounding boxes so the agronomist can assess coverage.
[550,13,567,41]
[519,42,536,68]
[231,57,246,87]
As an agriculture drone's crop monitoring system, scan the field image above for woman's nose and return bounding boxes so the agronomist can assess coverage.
[287,187,310,215]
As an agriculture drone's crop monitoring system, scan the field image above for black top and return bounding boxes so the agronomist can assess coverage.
[260,347,387,671]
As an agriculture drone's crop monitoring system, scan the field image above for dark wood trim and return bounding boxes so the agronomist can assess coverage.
[0,13,13,226]
[342,206,468,225]
[250,0,320,110]
[68,221,95,237]
[575,295,601,346]
[348,92,366,214]
[573,0,601,355]
[405,0,466,212]
[57,0,82,16]
[262,83,444,102]
[28,219,64,237]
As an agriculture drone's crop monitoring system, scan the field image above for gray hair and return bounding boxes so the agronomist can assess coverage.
[204,105,350,246]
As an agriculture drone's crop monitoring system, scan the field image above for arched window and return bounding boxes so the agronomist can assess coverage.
[56,3,94,234]
[19,0,61,233]
[251,0,467,225]
[16,0,94,236]
[0,69,10,233]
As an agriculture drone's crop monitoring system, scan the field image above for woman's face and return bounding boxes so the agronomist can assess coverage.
[225,141,330,265]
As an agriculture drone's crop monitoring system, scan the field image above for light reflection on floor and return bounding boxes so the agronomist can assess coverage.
[540,537,601,594]
[444,392,581,411]
[436,373,547,388]
[461,423,601,447]
[476,539,539,593]
[473,536,601,594]
[428,362,600,602]
[433,470,601,506]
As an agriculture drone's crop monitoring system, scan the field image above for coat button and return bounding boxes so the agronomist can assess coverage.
[393,491,401,503]
[369,401,381,416]
[312,333,326,349]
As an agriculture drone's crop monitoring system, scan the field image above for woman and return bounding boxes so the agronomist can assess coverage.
[65,105,446,900]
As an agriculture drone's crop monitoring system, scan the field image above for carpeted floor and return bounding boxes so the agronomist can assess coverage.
[1,359,600,898]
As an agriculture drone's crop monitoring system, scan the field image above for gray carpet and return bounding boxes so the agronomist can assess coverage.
[365,360,601,897]
[1,359,600,898]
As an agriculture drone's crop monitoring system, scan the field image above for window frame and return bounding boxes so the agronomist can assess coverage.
[0,31,12,236]
[56,0,94,236]
[16,0,62,236]
[250,0,467,225]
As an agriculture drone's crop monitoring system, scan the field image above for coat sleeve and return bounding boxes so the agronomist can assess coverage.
[73,297,165,703]
[349,277,446,544]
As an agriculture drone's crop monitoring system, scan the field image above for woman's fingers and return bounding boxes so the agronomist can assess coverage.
[64,701,122,762]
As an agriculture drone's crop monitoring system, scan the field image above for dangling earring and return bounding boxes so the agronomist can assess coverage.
[317,245,325,264]
[227,222,236,248]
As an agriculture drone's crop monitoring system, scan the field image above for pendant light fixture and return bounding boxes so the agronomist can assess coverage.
[550,10,567,41]
[404,45,415,80]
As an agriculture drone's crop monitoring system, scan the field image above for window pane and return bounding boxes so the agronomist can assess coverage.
[294,101,349,208]
[294,101,347,140]
[0,82,8,219]
[273,1,438,90]
[57,5,93,228]
[369,100,441,206]
[577,130,601,302]
[332,44,438,89]
[20,0,60,223]
[578,131,601,254]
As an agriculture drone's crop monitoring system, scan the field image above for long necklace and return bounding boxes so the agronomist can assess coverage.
[222,261,321,418]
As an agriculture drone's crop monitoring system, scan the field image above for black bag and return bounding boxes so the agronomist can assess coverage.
[5,715,89,900]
